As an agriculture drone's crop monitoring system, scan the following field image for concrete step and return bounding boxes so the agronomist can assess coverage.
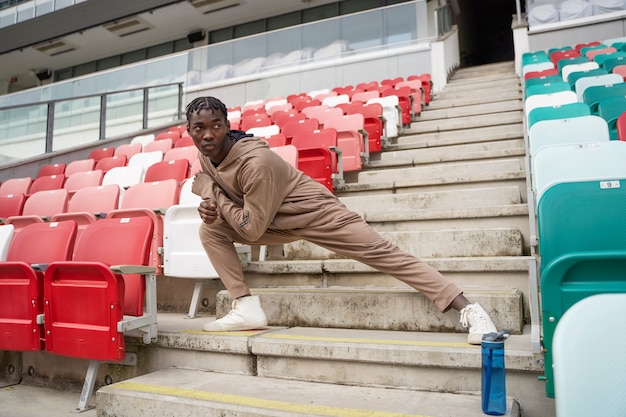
[215,287,524,333]
[394,124,523,149]
[438,77,520,97]
[417,100,522,121]
[281,227,524,260]
[450,61,516,80]
[339,186,523,212]
[429,89,522,109]
[356,158,524,186]
[97,367,521,417]
[408,111,523,134]
[369,138,525,168]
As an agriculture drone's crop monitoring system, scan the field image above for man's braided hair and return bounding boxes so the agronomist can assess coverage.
[185,96,228,122]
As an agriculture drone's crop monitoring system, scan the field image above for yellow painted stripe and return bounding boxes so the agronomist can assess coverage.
[180,329,266,336]
[112,381,430,417]
[259,333,474,348]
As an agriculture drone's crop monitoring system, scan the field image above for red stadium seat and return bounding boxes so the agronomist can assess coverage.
[0,221,77,352]
[37,163,66,178]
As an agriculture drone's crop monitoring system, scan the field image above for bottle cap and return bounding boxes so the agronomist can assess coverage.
[482,329,511,346]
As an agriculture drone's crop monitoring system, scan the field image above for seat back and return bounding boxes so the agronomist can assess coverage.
[108,179,179,275]
[143,138,173,154]
[528,115,610,157]
[95,155,128,173]
[65,159,96,176]
[538,179,626,397]
[144,159,190,183]
[44,217,153,360]
[553,294,626,415]
[63,170,104,195]
[88,147,115,162]
[323,114,366,171]
[5,189,69,234]
[0,177,33,196]
[0,193,26,220]
[128,151,164,180]
[527,102,591,130]
[582,81,626,114]
[29,174,66,194]
[271,144,298,168]
[0,221,77,351]
[574,73,623,101]
[115,142,143,159]
[164,146,199,165]
[0,224,14,261]
[37,163,66,178]
[281,118,320,144]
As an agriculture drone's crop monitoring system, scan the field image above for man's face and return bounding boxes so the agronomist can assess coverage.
[187,108,231,163]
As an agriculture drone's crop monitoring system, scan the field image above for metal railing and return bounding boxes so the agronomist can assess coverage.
[0,82,183,161]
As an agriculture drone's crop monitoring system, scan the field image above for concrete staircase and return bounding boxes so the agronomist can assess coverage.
[21,62,555,417]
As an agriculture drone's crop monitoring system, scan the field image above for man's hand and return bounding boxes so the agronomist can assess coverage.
[198,199,221,224]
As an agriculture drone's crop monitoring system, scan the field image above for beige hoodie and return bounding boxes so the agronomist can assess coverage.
[192,136,336,242]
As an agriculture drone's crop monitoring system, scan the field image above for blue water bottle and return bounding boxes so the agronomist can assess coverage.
[481,330,510,415]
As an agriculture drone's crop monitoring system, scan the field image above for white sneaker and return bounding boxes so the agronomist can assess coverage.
[460,303,497,345]
[203,295,268,332]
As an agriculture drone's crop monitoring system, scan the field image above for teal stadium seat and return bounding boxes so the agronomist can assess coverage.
[556,56,589,73]
[597,94,626,138]
[566,67,607,88]
[525,74,563,89]
[582,81,626,114]
[534,140,626,397]
[594,51,626,67]
[525,81,571,98]
[527,102,590,131]
[560,61,599,83]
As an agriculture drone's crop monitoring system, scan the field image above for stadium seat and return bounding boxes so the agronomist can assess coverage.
[321,94,350,108]
[533,141,626,203]
[0,224,14,260]
[102,165,144,196]
[527,102,591,130]
[271,144,298,168]
[164,146,199,167]
[130,134,155,149]
[525,81,571,98]
[43,216,157,411]
[553,294,626,415]
[115,142,143,160]
[303,106,343,127]
[247,124,280,139]
[143,138,173,154]
[0,220,77,352]
[28,174,65,195]
[324,113,369,169]
[95,155,128,173]
[383,86,413,125]
[345,102,385,153]
[63,169,104,197]
[366,96,401,139]
[107,179,179,274]
[528,115,610,157]
[560,61,599,83]
[597,95,626,138]
[573,73,623,101]
[525,91,578,118]
[524,68,559,82]
[189,159,202,177]
[37,163,66,178]
[281,118,320,144]
[565,67,607,88]
[155,130,180,143]
[52,184,121,242]
[65,159,95,176]
[162,179,219,318]
[351,91,380,104]
[175,134,194,148]
[272,110,306,128]
[143,159,190,183]
[5,189,70,235]
[582,81,626,114]
[88,147,115,162]
[538,169,626,396]
[241,114,272,131]
[128,150,164,180]
[292,128,343,191]
[0,177,33,196]
[0,193,26,223]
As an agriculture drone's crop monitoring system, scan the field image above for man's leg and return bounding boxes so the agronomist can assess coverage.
[198,219,296,331]
[286,200,497,344]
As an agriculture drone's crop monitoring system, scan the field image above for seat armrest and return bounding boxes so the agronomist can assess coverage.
[31,263,49,272]
[111,265,157,274]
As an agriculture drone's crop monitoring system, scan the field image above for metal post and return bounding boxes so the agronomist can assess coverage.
[99,95,107,140]
[516,0,522,25]
[178,83,184,120]
[45,102,55,153]
[143,88,149,129]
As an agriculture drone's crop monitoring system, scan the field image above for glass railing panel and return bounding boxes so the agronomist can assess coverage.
[103,91,143,139]
[0,104,47,160]
[52,96,100,151]
[147,85,181,129]
[527,0,626,28]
